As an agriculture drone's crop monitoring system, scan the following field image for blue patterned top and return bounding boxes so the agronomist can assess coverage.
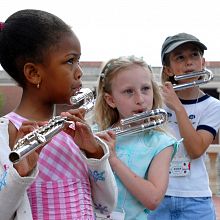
[114,130,178,219]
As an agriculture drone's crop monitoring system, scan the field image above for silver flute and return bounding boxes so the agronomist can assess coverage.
[111,108,167,136]
[9,88,95,164]
[70,88,95,112]
[96,108,167,137]
[173,69,213,91]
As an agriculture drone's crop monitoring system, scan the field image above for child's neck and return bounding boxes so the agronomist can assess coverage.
[14,98,55,121]
[176,87,204,100]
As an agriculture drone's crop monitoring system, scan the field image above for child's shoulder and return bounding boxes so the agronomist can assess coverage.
[143,130,178,156]
[198,94,220,112]
[199,94,220,104]
[0,117,10,139]
[0,117,9,140]
[146,129,176,144]
[0,117,9,127]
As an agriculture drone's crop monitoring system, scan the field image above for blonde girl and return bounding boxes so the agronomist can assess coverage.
[94,56,179,220]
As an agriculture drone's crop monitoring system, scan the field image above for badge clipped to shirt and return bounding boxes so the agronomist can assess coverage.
[95,208,125,220]
[169,157,191,177]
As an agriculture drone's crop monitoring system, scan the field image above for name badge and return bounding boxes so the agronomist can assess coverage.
[169,158,191,177]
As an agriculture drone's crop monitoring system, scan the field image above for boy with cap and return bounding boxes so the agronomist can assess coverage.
[148,33,220,220]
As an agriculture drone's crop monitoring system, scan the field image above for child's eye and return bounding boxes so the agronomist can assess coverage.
[192,52,200,57]
[67,56,80,65]
[141,86,150,93]
[67,58,74,64]
[176,55,184,62]
[123,89,133,95]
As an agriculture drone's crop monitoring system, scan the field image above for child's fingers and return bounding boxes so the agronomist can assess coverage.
[60,108,86,120]
[106,130,116,139]
[96,130,116,142]
[16,121,48,145]
[16,124,35,140]
[75,121,92,134]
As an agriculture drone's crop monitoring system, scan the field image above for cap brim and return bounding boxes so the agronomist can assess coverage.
[165,40,207,55]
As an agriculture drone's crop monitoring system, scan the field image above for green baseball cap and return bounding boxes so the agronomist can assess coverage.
[161,33,207,64]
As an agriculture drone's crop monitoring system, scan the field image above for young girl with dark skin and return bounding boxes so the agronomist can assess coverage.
[0,9,117,220]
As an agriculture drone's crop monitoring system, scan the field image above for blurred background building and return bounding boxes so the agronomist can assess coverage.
[1,61,220,116]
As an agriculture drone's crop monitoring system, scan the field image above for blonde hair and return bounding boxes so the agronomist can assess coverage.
[95,55,163,130]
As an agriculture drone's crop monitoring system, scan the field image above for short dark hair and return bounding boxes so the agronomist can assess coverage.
[0,9,73,87]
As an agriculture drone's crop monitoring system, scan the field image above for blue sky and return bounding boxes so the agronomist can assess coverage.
[1,0,220,66]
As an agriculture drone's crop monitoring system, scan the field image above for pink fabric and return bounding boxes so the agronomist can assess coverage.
[6,112,95,220]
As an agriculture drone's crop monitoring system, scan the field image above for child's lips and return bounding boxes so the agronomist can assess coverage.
[72,86,81,95]
[133,108,149,114]
[185,69,195,73]
[133,109,144,114]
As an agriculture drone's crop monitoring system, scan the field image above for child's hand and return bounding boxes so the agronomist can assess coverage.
[96,130,117,160]
[13,121,47,177]
[60,108,87,140]
[61,109,104,158]
[161,82,183,111]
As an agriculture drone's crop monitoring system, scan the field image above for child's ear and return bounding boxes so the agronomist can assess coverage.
[104,93,116,108]
[23,62,41,87]
[202,57,206,69]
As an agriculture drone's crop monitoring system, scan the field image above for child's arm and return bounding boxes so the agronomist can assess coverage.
[110,146,172,210]
[0,118,39,220]
[80,135,118,215]
[0,163,38,220]
[162,82,214,159]
[98,130,172,211]
[8,121,46,176]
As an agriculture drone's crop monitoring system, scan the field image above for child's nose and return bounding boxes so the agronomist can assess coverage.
[74,65,83,80]
[185,57,193,66]
[135,92,144,105]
